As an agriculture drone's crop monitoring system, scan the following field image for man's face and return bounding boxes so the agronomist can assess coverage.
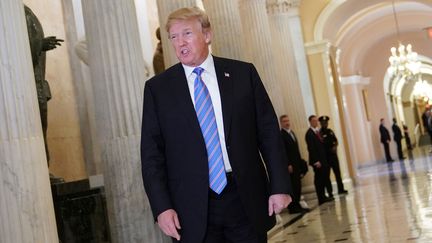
[320,121,328,129]
[168,18,211,67]
[310,117,318,128]
[281,117,290,129]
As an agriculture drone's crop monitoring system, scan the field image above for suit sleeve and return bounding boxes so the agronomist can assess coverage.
[141,82,173,220]
[250,64,291,195]
[305,131,318,166]
[280,132,293,166]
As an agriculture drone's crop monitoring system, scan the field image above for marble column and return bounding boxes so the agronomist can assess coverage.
[202,0,245,61]
[81,1,169,242]
[266,0,314,156]
[0,0,58,242]
[238,0,285,116]
[156,0,197,68]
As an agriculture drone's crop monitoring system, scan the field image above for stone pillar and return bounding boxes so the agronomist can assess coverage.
[266,0,314,156]
[81,1,169,242]
[202,0,245,61]
[0,0,58,242]
[156,0,197,68]
[238,0,285,116]
[305,41,353,185]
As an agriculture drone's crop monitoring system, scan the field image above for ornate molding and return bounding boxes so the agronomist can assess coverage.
[266,0,300,14]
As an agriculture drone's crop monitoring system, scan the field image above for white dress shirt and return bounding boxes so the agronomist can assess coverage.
[182,54,232,172]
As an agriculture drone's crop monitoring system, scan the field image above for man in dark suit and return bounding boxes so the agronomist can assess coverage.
[379,118,394,162]
[280,115,309,214]
[422,106,432,153]
[141,7,291,243]
[318,116,348,195]
[392,118,405,160]
[305,115,333,205]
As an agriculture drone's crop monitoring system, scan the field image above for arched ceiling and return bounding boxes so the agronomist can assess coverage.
[320,0,432,76]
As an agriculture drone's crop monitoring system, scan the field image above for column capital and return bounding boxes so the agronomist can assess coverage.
[304,40,331,55]
[266,0,300,14]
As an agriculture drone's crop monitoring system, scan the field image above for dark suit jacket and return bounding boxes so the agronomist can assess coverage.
[141,56,290,242]
[305,128,327,167]
[281,129,302,168]
[392,123,402,141]
[379,124,391,144]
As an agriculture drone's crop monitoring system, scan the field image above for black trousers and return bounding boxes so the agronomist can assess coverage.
[382,142,393,161]
[327,154,345,192]
[288,170,302,210]
[395,139,404,159]
[202,173,267,243]
[313,165,330,203]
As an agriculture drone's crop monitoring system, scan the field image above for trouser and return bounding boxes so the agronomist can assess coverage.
[313,165,330,203]
[288,170,302,210]
[395,139,403,159]
[382,142,393,162]
[202,173,267,243]
[328,154,345,192]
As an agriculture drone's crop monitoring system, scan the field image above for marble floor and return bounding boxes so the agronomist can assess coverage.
[269,146,432,243]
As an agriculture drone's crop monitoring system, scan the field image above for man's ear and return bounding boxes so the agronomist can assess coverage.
[204,29,212,44]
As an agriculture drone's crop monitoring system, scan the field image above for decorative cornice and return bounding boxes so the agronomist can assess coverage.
[266,0,300,14]
[340,75,370,86]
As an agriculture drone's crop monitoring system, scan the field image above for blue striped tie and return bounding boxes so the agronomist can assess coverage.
[193,67,227,194]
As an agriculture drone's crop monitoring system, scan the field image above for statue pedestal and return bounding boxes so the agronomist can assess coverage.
[51,179,110,243]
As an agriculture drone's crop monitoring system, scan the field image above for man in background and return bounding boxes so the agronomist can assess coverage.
[319,116,348,195]
[305,115,333,205]
[379,118,394,162]
[392,118,405,160]
[280,115,309,214]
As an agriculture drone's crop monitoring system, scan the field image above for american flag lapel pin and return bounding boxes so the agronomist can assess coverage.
[224,72,230,77]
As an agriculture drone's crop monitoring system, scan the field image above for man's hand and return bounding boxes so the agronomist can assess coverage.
[314,161,322,168]
[157,209,181,241]
[288,165,293,174]
[268,194,292,216]
[42,36,64,51]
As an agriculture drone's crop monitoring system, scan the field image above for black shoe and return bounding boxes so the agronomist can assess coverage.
[301,207,311,213]
[318,197,334,205]
[338,190,348,195]
[289,207,304,214]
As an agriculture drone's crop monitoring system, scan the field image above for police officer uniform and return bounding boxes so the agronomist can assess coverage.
[319,116,348,195]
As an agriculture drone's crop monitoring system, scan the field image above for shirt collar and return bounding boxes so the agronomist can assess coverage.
[182,53,215,79]
[311,126,320,133]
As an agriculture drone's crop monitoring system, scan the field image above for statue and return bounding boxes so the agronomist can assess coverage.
[24,5,63,170]
[152,27,165,75]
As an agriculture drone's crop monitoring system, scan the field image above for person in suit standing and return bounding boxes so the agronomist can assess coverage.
[141,7,291,243]
[305,115,333,205]
[422,106,432,153]
[379,118,394,162]
[318,116,348,195]
[392,118,405,160]
[280,115,309,214]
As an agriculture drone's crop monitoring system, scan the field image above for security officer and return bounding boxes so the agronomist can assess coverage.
[319,116,348,195]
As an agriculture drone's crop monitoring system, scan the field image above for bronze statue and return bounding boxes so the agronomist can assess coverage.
[24,5,63,165]
[152,27,165,75]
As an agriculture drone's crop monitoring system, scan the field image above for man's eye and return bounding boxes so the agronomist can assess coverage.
[169,35,177,40]
[185,31,192,36]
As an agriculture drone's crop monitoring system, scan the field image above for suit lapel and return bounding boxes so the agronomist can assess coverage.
[213,56,233,141]
[169,64,203,140]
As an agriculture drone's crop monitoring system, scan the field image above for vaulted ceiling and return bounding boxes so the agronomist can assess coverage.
[319,0,432,77]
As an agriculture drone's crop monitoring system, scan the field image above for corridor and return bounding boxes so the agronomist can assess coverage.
[269,147,432,243]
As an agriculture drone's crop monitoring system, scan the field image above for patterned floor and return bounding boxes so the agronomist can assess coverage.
[269,147,432,243]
